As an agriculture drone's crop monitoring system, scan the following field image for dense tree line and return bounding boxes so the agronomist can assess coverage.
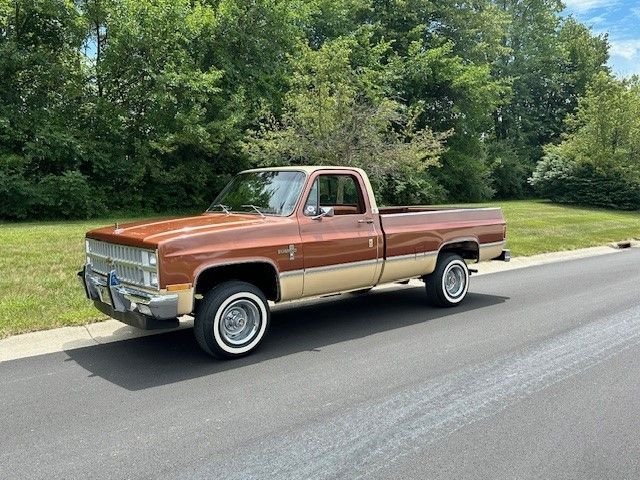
[0,0,621,219]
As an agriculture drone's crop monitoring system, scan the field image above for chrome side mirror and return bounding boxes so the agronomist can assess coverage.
[312,206,334,220]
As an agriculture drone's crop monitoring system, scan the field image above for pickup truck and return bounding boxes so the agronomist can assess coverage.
[79,166,509,358]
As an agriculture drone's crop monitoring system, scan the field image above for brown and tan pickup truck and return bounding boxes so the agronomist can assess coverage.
[79,166,509,358]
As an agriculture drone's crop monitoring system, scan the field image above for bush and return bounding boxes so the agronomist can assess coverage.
[0,174,36,221]
[434,137,494,202]
[36,171,102,219]
[531,153,640,210]
[377,171,447,206]
[533,74,640,210]
[0,168,104,221]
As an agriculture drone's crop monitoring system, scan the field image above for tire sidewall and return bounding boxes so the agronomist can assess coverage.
[439,256,469,305]
[196,282,270,358]
[212,291,268,355]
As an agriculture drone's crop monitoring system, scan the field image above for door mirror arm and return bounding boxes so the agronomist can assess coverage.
[312,206,335,220]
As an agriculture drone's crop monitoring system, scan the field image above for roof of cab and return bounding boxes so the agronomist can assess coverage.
[241,166,367,175]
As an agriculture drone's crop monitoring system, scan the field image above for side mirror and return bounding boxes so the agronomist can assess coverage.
[312,206,334,220]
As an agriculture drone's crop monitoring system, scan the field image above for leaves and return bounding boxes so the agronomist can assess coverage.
[243,35,450,203]
[0,0,620,219]
[531,73,640,210]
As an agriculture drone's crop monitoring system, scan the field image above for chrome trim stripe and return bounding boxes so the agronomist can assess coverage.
[384,253,415,262]
[380,207,502,217]
[304,258,379,274]
[281,252,441,276]
[480,240,506,248]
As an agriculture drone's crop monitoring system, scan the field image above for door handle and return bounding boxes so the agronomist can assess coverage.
[358,218,374,224]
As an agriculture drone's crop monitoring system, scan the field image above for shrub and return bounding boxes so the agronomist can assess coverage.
[533,73,640,210]
[0,174,35,221]
[531,152,640,210]
[36,171,102,219]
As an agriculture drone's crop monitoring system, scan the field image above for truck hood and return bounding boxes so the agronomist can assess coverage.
[86,213,266,248]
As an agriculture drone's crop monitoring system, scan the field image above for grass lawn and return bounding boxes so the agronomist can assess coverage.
[0,200,638,338]
[478,200,639,256]
[0,216,148,339]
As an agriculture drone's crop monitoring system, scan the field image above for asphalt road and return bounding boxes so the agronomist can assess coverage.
[2,249,640,480]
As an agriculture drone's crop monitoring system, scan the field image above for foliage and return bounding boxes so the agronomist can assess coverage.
[487,140,531,199]
[531,73,640,210]
[490,2,609,196]
[243,35,449,204]
[0,0,621,218]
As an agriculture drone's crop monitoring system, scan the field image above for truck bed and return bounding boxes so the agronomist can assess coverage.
[375,206,506,284]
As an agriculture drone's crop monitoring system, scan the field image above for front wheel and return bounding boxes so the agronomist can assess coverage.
[194,281,270,359]
[424,253,469,307]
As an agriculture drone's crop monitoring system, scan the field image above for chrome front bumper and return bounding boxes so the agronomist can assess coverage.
[78,265,179,330]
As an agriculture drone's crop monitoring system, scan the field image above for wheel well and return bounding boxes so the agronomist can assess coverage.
[195,263,279,301]
[438,240,479,262]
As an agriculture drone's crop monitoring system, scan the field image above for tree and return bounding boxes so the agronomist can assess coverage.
[489,1,609,198]
[244,35,449,204]
[87,0,238,210]
[0,0,91,218]
[531,73,640,209]
[367,0,511,200]
[0,0,628,219]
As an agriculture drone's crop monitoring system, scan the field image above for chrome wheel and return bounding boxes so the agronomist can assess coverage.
[443,263,466,299]
[219,299,261,346]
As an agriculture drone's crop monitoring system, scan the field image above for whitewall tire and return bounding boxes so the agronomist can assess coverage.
[195,281,270,359]
[425,253,470,307]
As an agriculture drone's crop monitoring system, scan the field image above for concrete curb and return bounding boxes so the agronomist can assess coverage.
[0,243,635,363]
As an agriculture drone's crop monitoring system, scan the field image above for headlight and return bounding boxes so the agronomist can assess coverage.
[142,250,157,267]
[150,272,158,287]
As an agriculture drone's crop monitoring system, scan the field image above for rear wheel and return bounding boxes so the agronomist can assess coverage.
[194,281,270,359]
[425,253,469,307]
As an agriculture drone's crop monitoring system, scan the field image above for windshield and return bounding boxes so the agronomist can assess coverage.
[207,171,306,216]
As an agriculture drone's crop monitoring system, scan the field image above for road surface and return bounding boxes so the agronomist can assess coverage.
[1,249,640,479]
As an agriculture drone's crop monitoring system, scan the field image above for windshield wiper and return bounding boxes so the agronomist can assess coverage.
[241,204,266,217]
[210,204,231,215]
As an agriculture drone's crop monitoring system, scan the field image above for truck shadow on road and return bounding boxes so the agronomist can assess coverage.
[64,286,508,391]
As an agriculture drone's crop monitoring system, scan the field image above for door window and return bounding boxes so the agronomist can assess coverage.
[303,174,364,216]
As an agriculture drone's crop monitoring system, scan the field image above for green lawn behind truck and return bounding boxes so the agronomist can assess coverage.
[0,200,638,338]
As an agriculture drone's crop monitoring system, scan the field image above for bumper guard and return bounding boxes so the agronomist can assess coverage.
[78,265,179,330]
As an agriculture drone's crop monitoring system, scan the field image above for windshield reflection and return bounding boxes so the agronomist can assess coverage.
[207,171,306,217]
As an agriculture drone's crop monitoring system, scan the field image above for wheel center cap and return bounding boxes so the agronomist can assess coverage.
[225,309,248,332]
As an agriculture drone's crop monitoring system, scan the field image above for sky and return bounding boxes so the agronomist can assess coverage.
[562,0,640,77]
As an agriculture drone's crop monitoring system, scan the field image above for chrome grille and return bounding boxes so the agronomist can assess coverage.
[86,239,156,287]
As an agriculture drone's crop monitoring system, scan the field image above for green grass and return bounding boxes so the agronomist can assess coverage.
[472,200,639,256]
[0,216,149,339]
[0,201,638,338]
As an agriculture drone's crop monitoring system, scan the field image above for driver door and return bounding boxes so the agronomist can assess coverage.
[297,171,381,297]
